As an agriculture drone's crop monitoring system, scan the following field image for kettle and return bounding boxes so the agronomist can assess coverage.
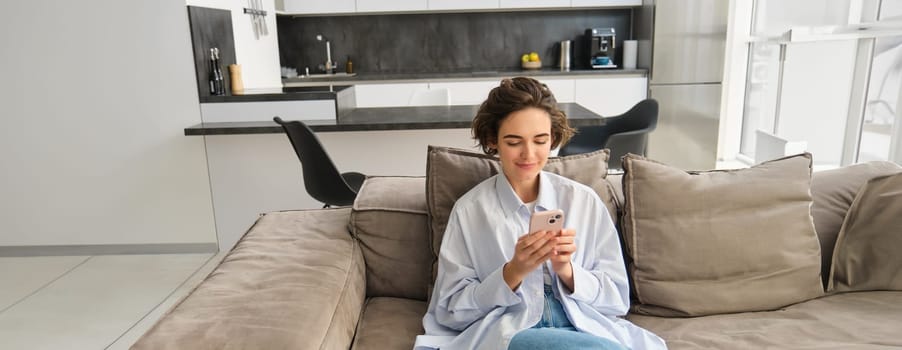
[559,40,572,71]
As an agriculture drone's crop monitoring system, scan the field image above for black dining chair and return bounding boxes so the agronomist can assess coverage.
[274,117,366,208]
[559,99,659,170]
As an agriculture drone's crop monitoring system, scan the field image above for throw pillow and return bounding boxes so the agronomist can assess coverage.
[829,172,902,292]
[621,153,824,317]
[810,161,902,288]
[425,146,614,286]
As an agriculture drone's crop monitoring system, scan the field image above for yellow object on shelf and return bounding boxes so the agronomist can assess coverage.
[229,64,244,92]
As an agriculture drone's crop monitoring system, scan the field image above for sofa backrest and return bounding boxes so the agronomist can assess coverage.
[348,161,901,301]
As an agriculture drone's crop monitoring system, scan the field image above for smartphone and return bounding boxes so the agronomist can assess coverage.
[528,209,565,234]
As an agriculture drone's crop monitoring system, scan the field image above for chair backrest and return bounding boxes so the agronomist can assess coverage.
[274,117,359,206]
[559,99,659,169]
[408,88,450,106]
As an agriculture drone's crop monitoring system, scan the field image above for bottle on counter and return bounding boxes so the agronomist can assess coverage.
[345,55,353,74]
[209,48,225,96]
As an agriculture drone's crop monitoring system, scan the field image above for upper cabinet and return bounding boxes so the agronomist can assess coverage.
[358,0,427,12]
[571,0,641,6]
[428,0,499,11]
[280,0,640,15]
[498,0,570,8]
[281,0,355,14]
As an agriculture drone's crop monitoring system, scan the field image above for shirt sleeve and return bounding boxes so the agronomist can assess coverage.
[559,195,630,316]
[431,207,523,331]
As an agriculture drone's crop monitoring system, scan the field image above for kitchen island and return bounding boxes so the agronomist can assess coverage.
[184,102,605,135]
[198,102,607,252]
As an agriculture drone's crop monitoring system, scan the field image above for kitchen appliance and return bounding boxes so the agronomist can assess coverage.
[643,0,728,170]
[559,40,572,71]
[586,28,617,69]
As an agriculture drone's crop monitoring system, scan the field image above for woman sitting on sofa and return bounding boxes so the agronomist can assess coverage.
[414,77,666,350]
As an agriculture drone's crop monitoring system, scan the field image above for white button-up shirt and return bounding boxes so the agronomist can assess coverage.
[415,171,666,350]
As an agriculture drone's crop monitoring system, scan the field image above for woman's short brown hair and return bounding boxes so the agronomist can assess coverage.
[471,77,575,155]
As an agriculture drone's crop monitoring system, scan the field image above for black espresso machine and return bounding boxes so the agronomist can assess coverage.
[586,28,617,69]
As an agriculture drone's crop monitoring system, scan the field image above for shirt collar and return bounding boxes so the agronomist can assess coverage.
[495,171,559,218]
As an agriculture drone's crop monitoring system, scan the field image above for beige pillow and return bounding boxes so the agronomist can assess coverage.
[810,161,902,287]
[425,146,614,285]
[829,172,902,293]
[621,153,824,317]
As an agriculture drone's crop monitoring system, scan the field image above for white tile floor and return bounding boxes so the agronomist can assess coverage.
[0,253,225,350]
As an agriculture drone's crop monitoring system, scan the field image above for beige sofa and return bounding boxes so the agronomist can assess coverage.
[132,148,902,350]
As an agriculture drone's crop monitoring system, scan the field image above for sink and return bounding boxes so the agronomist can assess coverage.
[296,72,357,79]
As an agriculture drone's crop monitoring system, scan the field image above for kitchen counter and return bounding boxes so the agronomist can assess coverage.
[282,68,647,87]
[200,85,353,103]
[185,102,605,135]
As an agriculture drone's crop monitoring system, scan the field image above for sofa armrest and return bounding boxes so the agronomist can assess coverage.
[132,208,366,350]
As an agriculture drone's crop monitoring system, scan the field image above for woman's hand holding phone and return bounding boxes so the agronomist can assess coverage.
[503,229,556,291]
[526,209,577,292]
[503,209,570,291]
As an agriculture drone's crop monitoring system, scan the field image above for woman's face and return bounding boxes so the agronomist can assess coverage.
[492,107,553,185]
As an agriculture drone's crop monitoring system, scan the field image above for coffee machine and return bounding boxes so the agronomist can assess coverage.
[586,28,617,69]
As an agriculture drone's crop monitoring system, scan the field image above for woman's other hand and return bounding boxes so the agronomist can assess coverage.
[552,229,576,292]
[503,230,556,290]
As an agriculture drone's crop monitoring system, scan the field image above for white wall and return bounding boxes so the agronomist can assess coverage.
[186,0,283,89]
[1,1,216,246]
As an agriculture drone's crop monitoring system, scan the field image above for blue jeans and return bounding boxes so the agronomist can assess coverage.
[508,284,630,350]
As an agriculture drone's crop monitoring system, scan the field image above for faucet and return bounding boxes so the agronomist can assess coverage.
[316,34,333,74]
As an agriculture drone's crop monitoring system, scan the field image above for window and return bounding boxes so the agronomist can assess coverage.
[737,0,902,167]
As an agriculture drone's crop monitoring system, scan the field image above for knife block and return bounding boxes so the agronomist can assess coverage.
[229,64,244,92]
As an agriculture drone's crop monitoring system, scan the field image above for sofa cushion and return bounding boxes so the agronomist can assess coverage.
[351,297,427,350]
[829,172,902,292]
[132,209,365,350]
[425,146,615,284]
[621,153,823,316]
[810,161,902,287]
[628,291,902,349]
[605,173,625,223]
[351,176,432,301]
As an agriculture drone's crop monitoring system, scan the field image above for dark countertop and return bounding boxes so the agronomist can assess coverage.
[185,103,604,135]
[282,68,647,86]
[200,85,353,103]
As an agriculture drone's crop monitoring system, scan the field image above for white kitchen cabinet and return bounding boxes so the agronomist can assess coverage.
[429,78,573,104]
[200,100,336,122]
[571,0,641,7]
[499,0,570,9]
[281,0,355,14]
[357,0,427,12]
[538,78,575,103]
[355,83,430,107]
[428,81,500,105]
[573,76,647,116]
[348,75,643,110]
[428,0,499,11]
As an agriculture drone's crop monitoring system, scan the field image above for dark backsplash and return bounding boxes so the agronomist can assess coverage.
[188,6,236,97]
[277,9,632,74]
